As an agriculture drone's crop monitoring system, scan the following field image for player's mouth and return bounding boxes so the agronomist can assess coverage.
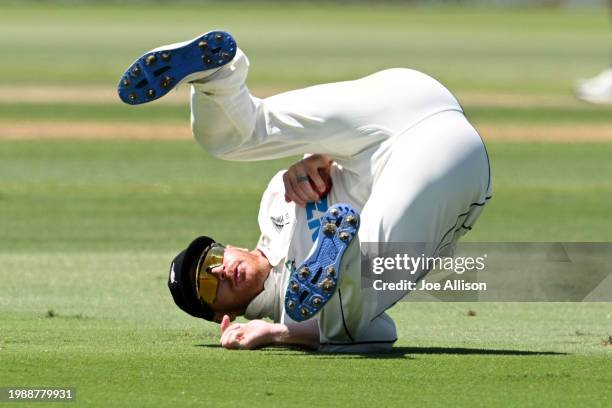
[225,264,244,287]
[235,267,246,286]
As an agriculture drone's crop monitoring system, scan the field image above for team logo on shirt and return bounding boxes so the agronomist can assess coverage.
[306,195,329,241]
[270,212,290,233]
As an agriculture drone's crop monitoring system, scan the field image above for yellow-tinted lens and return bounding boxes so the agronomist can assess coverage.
[198,272,219,304]
[196,244,225,304]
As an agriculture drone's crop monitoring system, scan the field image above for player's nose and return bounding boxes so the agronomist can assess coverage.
[210,265,225,280]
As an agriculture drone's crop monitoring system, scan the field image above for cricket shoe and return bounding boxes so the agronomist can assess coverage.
[575,68,612,104]
[284,204,360,322]
[117,30,237,105]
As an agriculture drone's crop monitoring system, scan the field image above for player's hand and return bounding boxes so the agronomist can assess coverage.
[219,315,276,350]
[283,154,333,207]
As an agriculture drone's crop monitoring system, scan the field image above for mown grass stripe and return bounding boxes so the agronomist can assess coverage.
[1,103,612,125]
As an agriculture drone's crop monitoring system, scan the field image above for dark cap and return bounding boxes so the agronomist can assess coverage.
[168,236,216,321]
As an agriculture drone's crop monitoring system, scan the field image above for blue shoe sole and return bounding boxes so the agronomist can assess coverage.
[284,204,360,322]
[117,30,237,105]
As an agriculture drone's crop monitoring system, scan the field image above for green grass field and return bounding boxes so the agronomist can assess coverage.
[1,2,611,407]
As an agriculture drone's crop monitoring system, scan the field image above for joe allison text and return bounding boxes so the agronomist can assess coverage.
[373,279,487,292]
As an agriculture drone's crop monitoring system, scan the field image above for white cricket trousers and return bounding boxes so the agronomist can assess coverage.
[190,49,492,313]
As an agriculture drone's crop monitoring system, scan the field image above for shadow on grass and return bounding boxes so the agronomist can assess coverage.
[194,344,568,359]
[393,346,568,356]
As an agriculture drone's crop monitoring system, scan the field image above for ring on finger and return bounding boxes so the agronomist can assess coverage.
[296,174,310,183]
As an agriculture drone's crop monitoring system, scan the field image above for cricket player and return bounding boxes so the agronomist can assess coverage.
[119,31,492,353]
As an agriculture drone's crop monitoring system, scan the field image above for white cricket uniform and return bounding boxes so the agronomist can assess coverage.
[190,49,492,352]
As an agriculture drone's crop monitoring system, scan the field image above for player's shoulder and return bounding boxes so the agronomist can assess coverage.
[267,170,287,191]
[259,170,287,209]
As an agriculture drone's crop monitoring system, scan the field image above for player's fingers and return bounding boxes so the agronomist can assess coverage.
[287,175,308,207]
[290,165,317,203]
[221,323,242,338]
[220,315,231,332]
[285,167,312,206]
[288,164,313,197]
[306,167,326,194]
[300,161,325,199]
[282,170,291,192]
[282,172,301,205]
[220,324,243,345]
[223,328,244,349]
[285,187,303,207]
[296,179,319,202]
[291,177,312,205]
[292,169,318,199]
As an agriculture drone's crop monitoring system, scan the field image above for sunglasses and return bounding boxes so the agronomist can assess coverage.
[195,243,225,304]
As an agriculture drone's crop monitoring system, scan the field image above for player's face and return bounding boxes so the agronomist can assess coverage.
[208,246,270,318]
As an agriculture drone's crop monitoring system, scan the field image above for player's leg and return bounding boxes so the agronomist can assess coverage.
[305,110,491,340]
[190,51,462,172]
[118,31,463,173]
[357,109,492,315]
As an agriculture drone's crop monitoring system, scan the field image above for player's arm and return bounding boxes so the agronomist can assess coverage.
[219,315,319,350]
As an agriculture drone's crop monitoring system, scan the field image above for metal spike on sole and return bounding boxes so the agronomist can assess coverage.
[323,223,337,235]
[161,52,171,62]
[160,76,172,88]
[327,266,336,277]
[145,55,157,65]
[321,278,335,293]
